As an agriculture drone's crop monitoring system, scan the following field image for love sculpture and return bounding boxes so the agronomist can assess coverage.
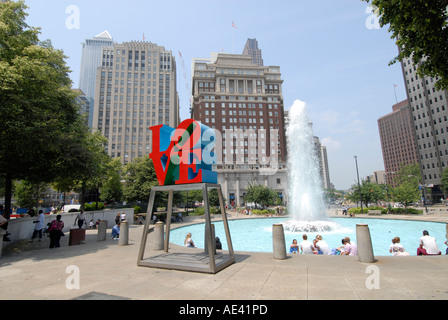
[138,119,235,274]
[149,119,217,185]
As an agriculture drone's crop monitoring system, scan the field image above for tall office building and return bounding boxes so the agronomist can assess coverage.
[242,38,263,66]
[92,40,179,165]
[191,52,287,206]
[79,31,114,127]
[378,99,418,186]
[402,55,448,200]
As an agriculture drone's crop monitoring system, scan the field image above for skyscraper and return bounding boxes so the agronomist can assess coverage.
[92,40,179,165]
[191,52,287,206]
[402,55,448,200]
[242,38,263,66]
[378,99,418,186]
[79,31,114,127]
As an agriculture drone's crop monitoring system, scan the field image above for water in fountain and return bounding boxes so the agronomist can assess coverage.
[283,100,337,233]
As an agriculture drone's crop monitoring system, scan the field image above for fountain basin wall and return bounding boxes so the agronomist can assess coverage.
[170,217,447,256]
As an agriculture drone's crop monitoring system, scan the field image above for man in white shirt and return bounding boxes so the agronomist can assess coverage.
[315,235,331,255]
[30,210,45,242]
[417,230,441,255]
[299,234,314,254]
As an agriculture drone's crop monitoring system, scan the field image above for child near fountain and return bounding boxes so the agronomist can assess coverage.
[389,236,409,256]
[290,239,299,254]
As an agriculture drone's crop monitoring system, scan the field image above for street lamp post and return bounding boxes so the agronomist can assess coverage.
[354,156,363,213]
[385,172,395,214]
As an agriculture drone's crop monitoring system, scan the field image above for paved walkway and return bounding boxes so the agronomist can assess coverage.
[1,213,448,301]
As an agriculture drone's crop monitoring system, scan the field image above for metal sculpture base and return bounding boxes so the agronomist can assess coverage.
[137,183,235,274]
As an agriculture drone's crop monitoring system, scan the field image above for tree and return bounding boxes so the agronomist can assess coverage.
[0,1,80,218]
[122,157,158,204]
[52,129,112,210]
[394,163,421,185]
[243,182,279,208]
[100,158,123,204]
[347,180,386,208]
[391,181,420,209]
[362,0,448,90]
[15,180,48,212]
[441,167,448,196]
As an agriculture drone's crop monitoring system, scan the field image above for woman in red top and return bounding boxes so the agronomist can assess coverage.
[49,215,65,248]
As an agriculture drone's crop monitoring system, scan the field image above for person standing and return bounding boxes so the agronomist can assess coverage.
[48,215,65,248]
[74,210,86,229]
[0,205,11,242]
[417,230,441,255]
[30,210,45,242]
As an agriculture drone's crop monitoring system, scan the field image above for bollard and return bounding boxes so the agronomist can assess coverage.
[151,221,164,250]
[119,221,129,246]
[272,224,287,260]
[97,220,108,241]
[204,224,216,255]
[356,224,375,263]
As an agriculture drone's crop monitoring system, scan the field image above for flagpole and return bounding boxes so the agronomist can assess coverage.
[232,29,234,54]
[394,84,398,103]
[232,21,237,54]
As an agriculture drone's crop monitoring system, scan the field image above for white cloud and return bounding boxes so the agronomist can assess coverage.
[321,136,341,151]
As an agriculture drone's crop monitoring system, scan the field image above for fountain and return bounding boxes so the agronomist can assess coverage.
[282,100,337,233]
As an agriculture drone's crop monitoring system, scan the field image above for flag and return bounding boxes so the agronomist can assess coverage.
[143,33,146,41]
[394,84,398,87]
[232,21,237,29]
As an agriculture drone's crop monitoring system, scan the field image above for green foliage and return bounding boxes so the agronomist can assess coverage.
[346,180,386,207]
[363,0,448,90]
[133,206,142,214]
[122,157,158,204]
[193,206,218,216]
[440,167,448,195]
[394,164,421,185]
[15,180,48,209]
[243,182,279,208]
[99,158,123,204]
[84,202,105,211]
[348,207,369,214]
[391,181,420,207]
[0,1,106,217]
[252,209,276,215]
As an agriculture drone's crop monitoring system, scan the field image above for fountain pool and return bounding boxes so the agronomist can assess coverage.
[169,217,447,256]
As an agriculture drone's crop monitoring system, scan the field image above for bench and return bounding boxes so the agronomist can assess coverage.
[368,210,382,216]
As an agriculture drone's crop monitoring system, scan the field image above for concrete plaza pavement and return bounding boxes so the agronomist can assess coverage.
[1,213,448,301]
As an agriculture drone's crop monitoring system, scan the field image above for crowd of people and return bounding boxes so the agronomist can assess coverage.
[289,234,358,255]
[288,230,446,256]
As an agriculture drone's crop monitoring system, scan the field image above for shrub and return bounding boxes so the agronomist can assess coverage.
[133,206,142,214]
[84,202,105,211]
[252,209,275,215]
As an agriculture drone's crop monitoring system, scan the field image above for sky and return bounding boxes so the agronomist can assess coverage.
[24,0,408,191]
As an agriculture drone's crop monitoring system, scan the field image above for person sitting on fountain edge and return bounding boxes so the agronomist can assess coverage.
[290,239,299,254]
[299,235,314,254]
[315,235,331,255]
[342,237,357,255]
